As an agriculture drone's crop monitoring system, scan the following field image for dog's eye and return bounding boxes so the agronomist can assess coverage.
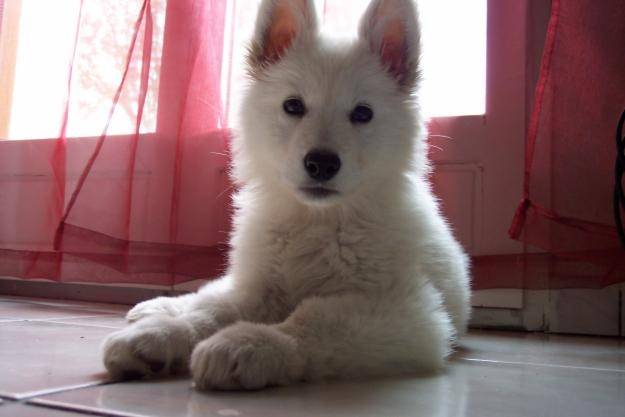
[350,104,373,124]
[283,97,306,117]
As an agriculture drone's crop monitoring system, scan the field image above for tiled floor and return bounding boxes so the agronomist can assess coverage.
[1,296,624,417]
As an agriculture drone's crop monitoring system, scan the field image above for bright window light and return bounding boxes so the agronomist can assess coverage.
[2,0,486,140]
[419,0,486,117]
[2,0,165,140]
[224,0,487,121]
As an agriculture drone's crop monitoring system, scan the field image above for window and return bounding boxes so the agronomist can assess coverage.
[221,0,486,122]
[1,0,485,140]
[0,0,166,140]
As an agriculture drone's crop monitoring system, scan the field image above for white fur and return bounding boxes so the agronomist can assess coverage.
[102,0,470,390]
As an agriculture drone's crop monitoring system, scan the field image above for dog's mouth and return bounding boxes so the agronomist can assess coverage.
[299,186,339,199]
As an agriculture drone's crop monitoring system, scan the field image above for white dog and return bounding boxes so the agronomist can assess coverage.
[102,0,470,390]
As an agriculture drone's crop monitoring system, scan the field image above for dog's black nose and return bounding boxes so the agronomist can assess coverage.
[303,150,341,182]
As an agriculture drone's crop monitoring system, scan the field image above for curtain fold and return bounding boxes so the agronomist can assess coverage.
[0,0,232,285]
[510,0,625,288]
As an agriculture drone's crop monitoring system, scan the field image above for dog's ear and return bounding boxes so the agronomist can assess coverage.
[248,0,318,74]
[359,0,421,90]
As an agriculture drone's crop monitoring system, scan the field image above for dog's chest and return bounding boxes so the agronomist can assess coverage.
[267,219,395,299]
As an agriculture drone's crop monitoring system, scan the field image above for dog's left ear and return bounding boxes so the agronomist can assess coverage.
[248,0,318,75]
[359,0,421,90]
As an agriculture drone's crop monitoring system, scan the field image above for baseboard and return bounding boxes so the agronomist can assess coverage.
[0,277,184,305]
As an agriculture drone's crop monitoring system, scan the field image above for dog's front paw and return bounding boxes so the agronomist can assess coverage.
[102,315,196,380]
[190,322,304,390]
[126,296,184,322]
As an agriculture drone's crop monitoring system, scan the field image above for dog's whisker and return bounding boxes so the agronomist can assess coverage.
[216,185,234,199]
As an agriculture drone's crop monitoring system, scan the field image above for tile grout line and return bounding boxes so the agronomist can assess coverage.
[34,314,127,329]
[24,314,122,322]
[0,381,109,402]
[25,378,152,417]
[0,314,127,329]
[29,398,151,417]
[460,357,625,374]
[40,321,124,330]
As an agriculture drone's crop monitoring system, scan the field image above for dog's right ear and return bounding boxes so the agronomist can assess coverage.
[247,0,318,75]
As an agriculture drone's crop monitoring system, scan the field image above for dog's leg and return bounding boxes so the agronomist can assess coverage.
[102,279,270,380]
[125,276,233,322]
[190,284,453,390]
[125,293,195,322]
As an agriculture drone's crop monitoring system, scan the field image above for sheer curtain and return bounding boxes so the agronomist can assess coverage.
[0,0,232,285]
[509,0,625,288]
[1,0,490,287]
[7,0,622,290]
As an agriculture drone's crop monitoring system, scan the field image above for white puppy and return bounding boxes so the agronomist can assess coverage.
[102,0,470,390]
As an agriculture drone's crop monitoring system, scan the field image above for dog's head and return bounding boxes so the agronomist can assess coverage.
[234,0,423,208]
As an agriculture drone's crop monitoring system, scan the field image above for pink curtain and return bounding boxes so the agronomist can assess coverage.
[0,0,232,285]
[509,0,625,288]
[0,1,4,36]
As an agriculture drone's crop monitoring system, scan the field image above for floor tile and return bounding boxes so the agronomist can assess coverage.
[462,360,625,417]
[0,403,90,417]
[461,330,625,371]
[0,320,113,399]
[1,297,623,416]
[31,375,464,417]
[29,359,625,417]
